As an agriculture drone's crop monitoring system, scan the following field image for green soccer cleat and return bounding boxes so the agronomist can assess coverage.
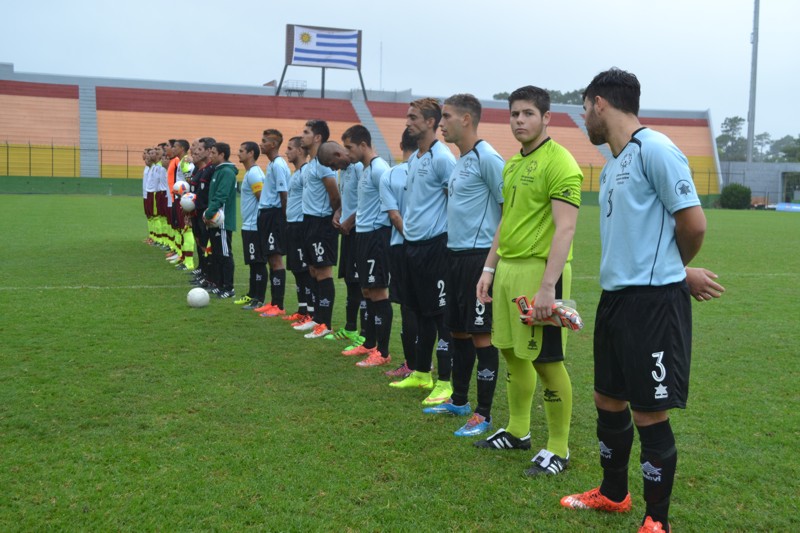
[233,295,252,305]
[389,371,434,390]
[422,379,453,406]
[323,327,359,341]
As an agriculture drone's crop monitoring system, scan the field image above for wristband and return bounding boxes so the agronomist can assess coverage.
[482,266,496,274]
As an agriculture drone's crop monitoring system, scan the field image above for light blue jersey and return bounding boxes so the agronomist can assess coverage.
[402,140,456,242]
[240,165,265,231]
[339,162,363,223]
[356,156,391,233]
[259,156,290,209]
[599,127,701,291]
[286,164,306,223]
[446,140,504,251]
[302,157,337,217]
[380,162,408,246]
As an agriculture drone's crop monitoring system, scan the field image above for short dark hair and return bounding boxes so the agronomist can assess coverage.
[157,142,168,149]
[400,128,418,153]
[263,128,283,148]
[583,68,640,115]
[241,141,260,161]
[288,136,304,150]
[444,93,482,125]
[199,137,216,150]
[175,139,190,153]
[342,124,371,147]
[306,119,330,143]
[215,142,231,161]
[508,86,550,115]
[409,97,443,130]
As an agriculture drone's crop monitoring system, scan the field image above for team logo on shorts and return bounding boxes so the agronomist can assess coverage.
[474,316,484,326]
[527,338,538,350]
[654,384,668,399]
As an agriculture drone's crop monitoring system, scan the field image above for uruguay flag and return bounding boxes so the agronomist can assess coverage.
[291,25,360,70]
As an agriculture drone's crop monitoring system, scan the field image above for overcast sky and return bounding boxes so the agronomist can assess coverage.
[2,0,798,139]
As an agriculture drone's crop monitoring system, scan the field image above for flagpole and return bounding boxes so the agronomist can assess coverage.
[321,67,326,99]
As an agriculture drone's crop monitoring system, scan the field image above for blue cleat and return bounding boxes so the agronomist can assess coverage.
[422,400,471,416]
[455,413,493,437]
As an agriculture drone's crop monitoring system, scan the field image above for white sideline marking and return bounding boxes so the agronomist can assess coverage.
[0,284,187,291]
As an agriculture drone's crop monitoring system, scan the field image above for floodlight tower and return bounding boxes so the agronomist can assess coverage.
[746,0,759,163]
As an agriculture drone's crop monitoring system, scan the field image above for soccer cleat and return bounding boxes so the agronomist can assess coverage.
[638,516,669,533]
[422,399,471,416]
[294,319,319,332]
[263,307,285,317]
[234,295,253,305]
[560,487,632,513]
[473,429,532,450]
[209,287,221,295]
[166,253,179,261]
[342,344,373,357]
[422,380,453,406]
[283,312,305,322]
[384,361,412,379]
[217,289,235,299]
[324,327,359,341]
[253,303,274,313]
[355,350,391,367]
[524,449,569,476]
[175,263,188,271]
[454,413,493,437]
[389,371,434,390]
[242,300,263,311]
[304,323,333,339]
[342,336,366,353]
[290,315,312,328]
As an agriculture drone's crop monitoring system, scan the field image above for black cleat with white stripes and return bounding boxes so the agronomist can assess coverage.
[524,449,569,476]
[473,429,531,450]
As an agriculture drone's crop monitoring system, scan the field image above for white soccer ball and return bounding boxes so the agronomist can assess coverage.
[187,287,210,308]
[206,209,225,228]
[173,180,190,195]
[180,193,197,212]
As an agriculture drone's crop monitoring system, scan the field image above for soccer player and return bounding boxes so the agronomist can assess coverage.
[204,142,238,299]
[165,140,181,261]
[293,119,341,339]
[251,129,290,315]
[172,139,195,271]
[142,147,157,245]
[328,146,366,349]
[153,144,170,250]
[188,137,216,288]
[423,94,504,438]
[473,86,581,479]
[379,129,419,379]
[559,68,711,533]
[236,141,266,309]
[320,128,393,368]
[281,136,313,324]
[389,98,456,407]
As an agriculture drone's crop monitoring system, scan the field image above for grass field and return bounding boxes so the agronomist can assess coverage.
[1,195,798,531]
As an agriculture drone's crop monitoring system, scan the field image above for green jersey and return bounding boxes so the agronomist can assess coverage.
[497,138,582,260]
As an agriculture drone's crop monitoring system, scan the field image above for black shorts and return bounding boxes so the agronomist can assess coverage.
[446,249,492,334]
[356,226,392,290]
[593,281,692,412]
[389,244,403,304]
[338,231,359,283]
[285,221,308,272]
[192,214,209,250]
[257,207,286,256]
[241,229,266,265]
[401,233,448,317]
[303,215,338,268]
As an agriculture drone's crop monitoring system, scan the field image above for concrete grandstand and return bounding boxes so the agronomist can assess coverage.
[0,62,721,201]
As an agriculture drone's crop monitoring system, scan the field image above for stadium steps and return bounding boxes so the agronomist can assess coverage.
[567,110,612,162]
[79,84,100,177]
[350,97,394,163]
